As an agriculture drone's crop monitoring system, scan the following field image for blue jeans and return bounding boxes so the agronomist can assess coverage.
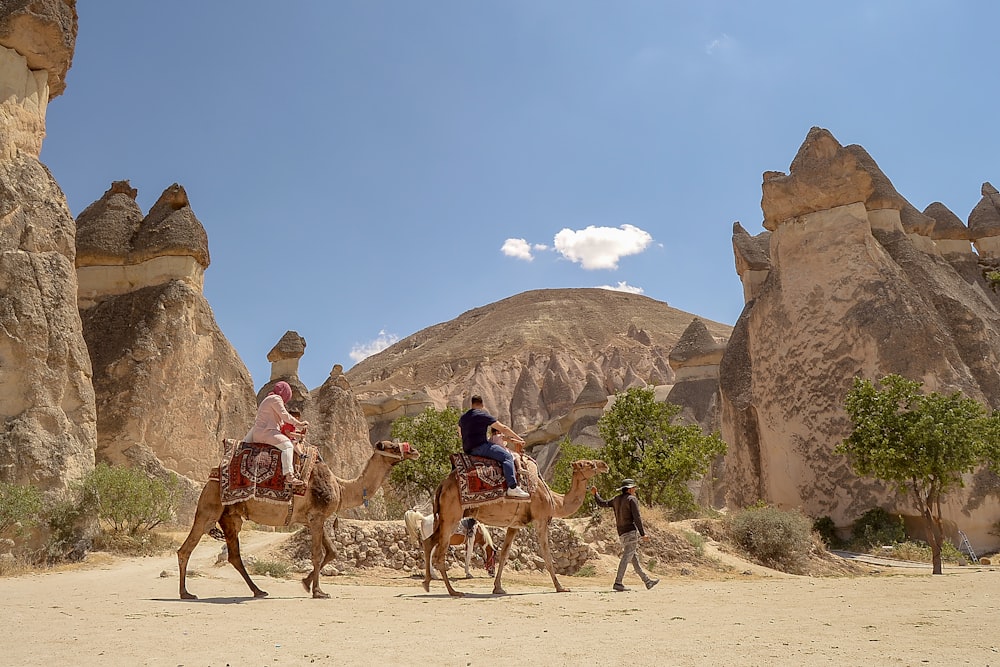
[468,442,517,489]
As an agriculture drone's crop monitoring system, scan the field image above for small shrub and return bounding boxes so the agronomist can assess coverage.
[682,530,706,555]
[849,507,905,552]
[573,564,597,577]
[887,540,967,565]
[724,505,813,569]
[41,494,97,564]
[80,463,180,534]
[92,529,176,556]
[812,515,841,548]
[250,559,291,578]
[0,482,43,539]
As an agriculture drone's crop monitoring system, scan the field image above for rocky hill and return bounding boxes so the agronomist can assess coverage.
[345,288,732,451]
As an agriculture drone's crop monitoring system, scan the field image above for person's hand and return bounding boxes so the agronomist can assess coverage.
[590,486,597,495]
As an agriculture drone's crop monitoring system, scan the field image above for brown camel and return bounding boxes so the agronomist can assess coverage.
[177,440,420,600]
[422,458,608,597]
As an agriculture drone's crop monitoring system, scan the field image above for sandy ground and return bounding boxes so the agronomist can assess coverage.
[4,530,999,667]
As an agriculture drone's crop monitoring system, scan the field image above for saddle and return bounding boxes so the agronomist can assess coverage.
[208,439,319,508]
[450,452,536,508]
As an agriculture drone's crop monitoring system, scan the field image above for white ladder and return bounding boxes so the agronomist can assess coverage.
[958,530,979,564]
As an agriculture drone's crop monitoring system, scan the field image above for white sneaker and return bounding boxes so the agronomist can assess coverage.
[506,486,529,499]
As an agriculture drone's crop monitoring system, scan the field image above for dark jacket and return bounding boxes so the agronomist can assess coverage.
[595,490,645,537]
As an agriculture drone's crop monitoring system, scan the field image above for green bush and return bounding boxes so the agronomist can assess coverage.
[0,482,43,538]
[849,507,905,551]
[80,463,180,535]
[249,558,291,578]
[812,515,841,548]
[724,505,814,569]
[887,540,967,565]
[41,494,97,564]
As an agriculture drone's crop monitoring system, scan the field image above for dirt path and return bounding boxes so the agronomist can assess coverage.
[4,531,999,666]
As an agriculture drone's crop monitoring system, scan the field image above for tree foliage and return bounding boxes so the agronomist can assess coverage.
[389,406,462,501]
[597,386,727,513]
[836,374,994,574]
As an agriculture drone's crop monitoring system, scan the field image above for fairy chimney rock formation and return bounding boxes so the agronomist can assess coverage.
[307,364,371,477]
[0,0,76,157]
[0,0,96,493]
[76,182,209,308]
[77,183,256,480]
[732,222,771,303]
[267,330,307,381]
[970,182,1000,261]
[722,126,1000,550]
[668,318,726,381]
[923,201,972,257]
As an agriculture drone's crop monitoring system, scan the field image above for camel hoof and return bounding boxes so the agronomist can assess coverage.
[493,587,507,596]
[556,587,571,593]
[300,577,312,592]
[449,590,465,598]
[312,590,331,599]
[180,592,197,600]
[253,589,269,598]
[422,579,430,592]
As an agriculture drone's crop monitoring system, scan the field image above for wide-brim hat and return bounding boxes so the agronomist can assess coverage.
[620,478,637,490]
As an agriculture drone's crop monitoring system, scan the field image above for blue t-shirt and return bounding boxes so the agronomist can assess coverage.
[458,408,496,453]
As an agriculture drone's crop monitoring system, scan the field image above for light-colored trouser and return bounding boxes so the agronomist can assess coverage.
[246,429,295,476]
[616,530,650,585]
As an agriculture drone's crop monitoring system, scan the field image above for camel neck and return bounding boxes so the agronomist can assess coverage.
[337,453,394,510]
[550,472,591,518]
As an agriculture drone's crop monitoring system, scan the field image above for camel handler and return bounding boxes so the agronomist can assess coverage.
[591,479,659,592]
[458,395,529,498]
[244,381,309,488]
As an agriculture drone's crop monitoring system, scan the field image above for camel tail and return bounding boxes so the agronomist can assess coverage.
[478,520,495,549]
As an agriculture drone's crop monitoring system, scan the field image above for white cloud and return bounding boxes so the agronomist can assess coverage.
[553,224,653,270]
[501,238,534,261]
[705,33,734,55]
[350,329,399,363]
[597,281,645,295]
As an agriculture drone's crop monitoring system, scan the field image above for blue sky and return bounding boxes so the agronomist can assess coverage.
[41,1,1000,389]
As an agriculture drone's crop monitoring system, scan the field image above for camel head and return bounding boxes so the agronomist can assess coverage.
[373,440,421,463]
[572,459,609,480]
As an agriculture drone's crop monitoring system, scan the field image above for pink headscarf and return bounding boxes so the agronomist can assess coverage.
[270,381,292,403]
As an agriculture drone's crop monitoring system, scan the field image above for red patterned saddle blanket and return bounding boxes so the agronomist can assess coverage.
[208,439,318,506]
[450,452,536,508]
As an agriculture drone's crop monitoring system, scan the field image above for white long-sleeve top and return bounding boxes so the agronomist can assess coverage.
[244,394,305,444]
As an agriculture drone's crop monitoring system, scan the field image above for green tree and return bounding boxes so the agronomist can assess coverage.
[389,406,462,501]
[836,374,992,574]
[597,386,727,513]
[549,437,599,516]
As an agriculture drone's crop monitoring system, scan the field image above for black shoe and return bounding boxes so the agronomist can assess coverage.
[645,578,660,590]
[613,583,629,592]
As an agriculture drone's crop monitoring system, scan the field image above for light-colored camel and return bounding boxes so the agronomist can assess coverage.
[404,510,496,578]
[177,440,420,600]
[422,458,608,597]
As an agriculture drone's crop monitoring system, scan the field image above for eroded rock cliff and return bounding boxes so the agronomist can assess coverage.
[722,127,1000,549]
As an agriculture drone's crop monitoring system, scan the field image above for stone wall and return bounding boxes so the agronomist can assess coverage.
[275,518,597,577]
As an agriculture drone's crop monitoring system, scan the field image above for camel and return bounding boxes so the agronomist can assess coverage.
[422,458,608,597]
[404,510,496,578]
[177,439,420,600]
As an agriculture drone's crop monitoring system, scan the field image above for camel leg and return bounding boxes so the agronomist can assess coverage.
[425,518,463,596]
[219,513,268,598]
[492,527,520,595]
[176,485,224,600]
[301,516,331,599]
[536,519,568,593]
[463,532,474,578]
